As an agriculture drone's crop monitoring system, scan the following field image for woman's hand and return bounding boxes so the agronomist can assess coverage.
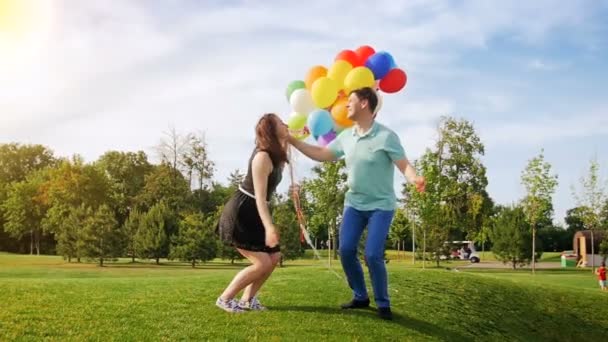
[265,227,280,247]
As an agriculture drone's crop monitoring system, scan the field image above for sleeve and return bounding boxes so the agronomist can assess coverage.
[327,132,345,159]
[385,131,406,162]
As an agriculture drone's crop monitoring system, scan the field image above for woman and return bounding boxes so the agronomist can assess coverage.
[216,113,289,313]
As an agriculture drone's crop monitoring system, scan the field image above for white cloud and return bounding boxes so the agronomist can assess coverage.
[0,0,606,219]
[480,110,608,148]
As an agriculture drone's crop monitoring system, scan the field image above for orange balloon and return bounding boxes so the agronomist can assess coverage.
[331,97,354,127]
[305,65,327,89]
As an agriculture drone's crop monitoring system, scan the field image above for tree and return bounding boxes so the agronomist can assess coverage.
[49,204,87,262]
[565,206,588,234]
[388,207,410,257]
[571,157,608,272]
[1,170,49,255]
[272,194,304,266]
[520,149,558,273]
[537,225,571,252]
[41,157,113,261]
[82,205,123,266]
[135,201,170,264]
[156,126,190,178]
[187,133,215,191]
[123,208,143,262]
[228,169,245,190]
[170,212,218,267]
[304,160,347,264]
[490,205,539,269]
[192,182,232,216]
[403,117,490,266]
[0,143,56,253]
[137,163,191,212]
[95,150,153,226]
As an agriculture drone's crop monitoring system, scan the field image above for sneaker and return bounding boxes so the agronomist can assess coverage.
[216,297,245,313]
[377,307,393,320]
[239,296,267,311]
[340,298,370,309]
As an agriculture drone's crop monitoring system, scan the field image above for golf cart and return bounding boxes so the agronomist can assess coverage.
[441,240,481,263]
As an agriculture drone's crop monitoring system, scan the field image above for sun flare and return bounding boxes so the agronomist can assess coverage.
[0,0,54,68]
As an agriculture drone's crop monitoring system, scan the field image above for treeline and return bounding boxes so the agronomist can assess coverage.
[2,118,607,269]
[0,129,304,266]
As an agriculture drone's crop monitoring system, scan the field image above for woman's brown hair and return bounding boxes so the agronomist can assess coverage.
[255,113,289,166]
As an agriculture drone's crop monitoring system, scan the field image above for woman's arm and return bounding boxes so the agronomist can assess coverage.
[251,151,279,246]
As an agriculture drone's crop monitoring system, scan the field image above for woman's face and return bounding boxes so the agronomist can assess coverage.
[273,116,289,146]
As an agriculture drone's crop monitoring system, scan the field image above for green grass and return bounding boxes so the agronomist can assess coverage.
[1,253,606,341]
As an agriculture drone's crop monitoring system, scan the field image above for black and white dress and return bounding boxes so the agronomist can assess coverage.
[218,148,283,253]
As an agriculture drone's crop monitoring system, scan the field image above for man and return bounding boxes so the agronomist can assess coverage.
[289,87,426,320]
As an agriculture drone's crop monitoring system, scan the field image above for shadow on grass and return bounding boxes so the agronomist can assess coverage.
[268,305,468,341]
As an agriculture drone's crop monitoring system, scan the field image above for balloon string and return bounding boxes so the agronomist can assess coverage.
[288,148,345,282]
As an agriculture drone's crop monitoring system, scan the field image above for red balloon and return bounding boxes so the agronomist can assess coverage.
[379,68,407,93]
[355,45,375,66]
[335,49,358,67]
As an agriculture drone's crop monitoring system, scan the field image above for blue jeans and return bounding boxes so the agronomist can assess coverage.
[339,206,395,308]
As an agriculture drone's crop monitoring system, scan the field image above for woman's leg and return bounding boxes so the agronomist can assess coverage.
[241,252,281,302]
[220,249,274,301]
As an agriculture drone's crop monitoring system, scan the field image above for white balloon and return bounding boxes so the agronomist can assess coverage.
[289,89,316,114]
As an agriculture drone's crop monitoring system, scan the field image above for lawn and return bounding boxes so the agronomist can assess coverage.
[1,253,605,341]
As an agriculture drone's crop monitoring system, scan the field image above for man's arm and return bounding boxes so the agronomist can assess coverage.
[288,135,338,162]
[394,158,426,192]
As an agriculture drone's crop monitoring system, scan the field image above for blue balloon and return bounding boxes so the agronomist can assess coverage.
[365,52,394,80]
[307,109,334,137]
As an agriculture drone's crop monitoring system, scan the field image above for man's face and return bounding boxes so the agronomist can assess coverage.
[347,93,363,120]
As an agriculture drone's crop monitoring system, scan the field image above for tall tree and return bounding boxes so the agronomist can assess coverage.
[82,205,123,266]
[490,205,537,269]
[565,206,589,234]
[192,182,232,216]
[228,169,245,190]
[388,207,410,256]
[170,212,218,267]
[123,208,143,262]
[185,133,215,191]
[272,194,304,266]
[96,150,153,225]
[520,149,558,273]
[1,170,49,255]
[571,157,608,272]
[0,143,56,252]
[304,160,347,264]
[137,163,191,213]
[135,201,170,265]
[156,126,190,177]
[403,117,490,266]
[49,204,87,262]
[41,157,113,261]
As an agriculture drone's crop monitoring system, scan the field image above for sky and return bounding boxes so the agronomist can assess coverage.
[1,0,607,225]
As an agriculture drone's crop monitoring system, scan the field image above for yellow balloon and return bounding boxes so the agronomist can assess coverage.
[344,66,375,93]
[327,60,353,90]
[311,77,338,109]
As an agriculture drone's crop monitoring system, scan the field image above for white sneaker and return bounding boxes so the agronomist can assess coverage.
[239,296,267,311]
[216,297,245,313]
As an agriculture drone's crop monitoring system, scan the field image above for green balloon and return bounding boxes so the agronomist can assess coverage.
[286,80,306,101]
[288,112,307,130]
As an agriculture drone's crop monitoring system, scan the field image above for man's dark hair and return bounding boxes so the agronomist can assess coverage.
[350,87,378,114]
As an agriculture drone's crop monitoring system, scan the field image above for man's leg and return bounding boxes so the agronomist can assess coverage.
[338,206,368,303]
[364,210,395,309]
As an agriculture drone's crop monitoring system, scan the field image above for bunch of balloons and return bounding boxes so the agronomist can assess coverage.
[285,45,407,146]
